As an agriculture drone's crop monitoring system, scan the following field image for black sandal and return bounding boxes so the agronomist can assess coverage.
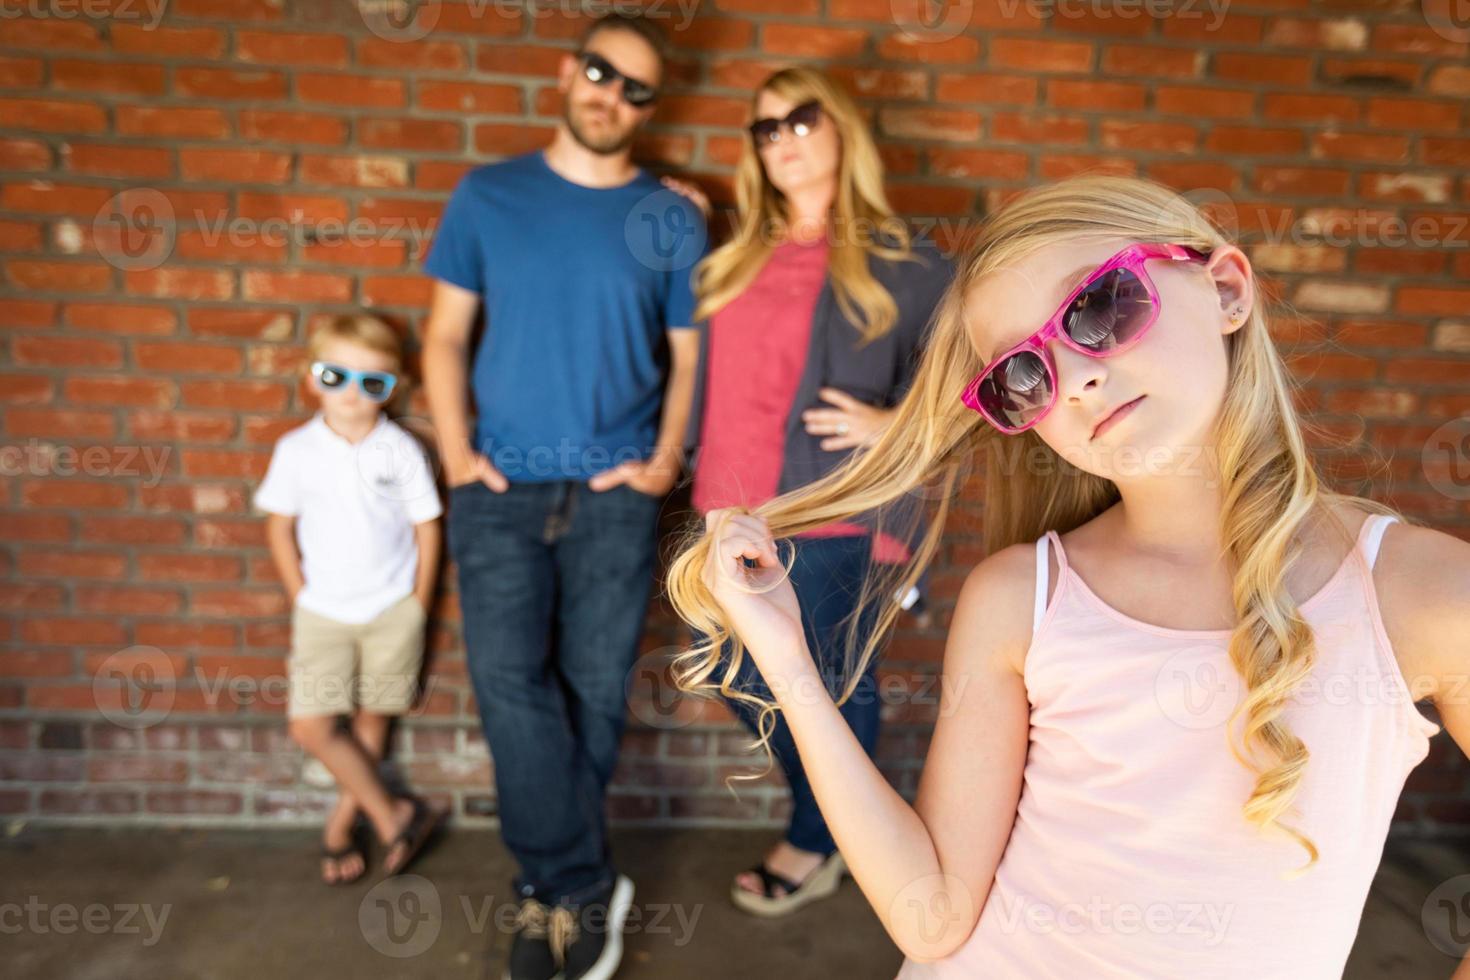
[320,827,368,886]
[730,851,846,917]
[383,797,443,877]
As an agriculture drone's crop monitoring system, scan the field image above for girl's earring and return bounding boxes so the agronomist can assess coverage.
[1230,305,1245,324]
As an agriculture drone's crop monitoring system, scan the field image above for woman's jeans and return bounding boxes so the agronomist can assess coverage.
[448,478,662,907]
[715,533,884,857]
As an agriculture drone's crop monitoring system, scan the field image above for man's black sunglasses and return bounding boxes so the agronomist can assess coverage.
[748,100,823,146]
[577,51,659,108]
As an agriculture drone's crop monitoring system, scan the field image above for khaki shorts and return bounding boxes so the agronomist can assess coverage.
[288,594,426,718]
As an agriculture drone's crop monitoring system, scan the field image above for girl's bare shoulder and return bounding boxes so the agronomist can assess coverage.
[1372,509,1470,697]
[950,539,1045,678]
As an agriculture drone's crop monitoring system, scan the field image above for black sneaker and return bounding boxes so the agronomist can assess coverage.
[501,897,558,980]
[552,874,635,980]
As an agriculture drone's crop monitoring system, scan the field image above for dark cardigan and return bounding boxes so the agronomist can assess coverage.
[683,233,956,602]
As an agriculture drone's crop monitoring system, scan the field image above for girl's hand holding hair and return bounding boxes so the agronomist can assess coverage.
[701,509,809,679]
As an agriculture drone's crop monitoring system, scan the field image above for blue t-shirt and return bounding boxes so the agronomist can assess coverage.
[423,149,707,482]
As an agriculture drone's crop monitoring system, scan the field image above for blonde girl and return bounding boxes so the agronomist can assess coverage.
[666,174,1468,977]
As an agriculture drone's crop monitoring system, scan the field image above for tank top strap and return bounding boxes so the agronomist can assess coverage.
[1360,513,1398,571]
[1033,535,1049,635]
[1034,530,1068,635]
[1348,512,1439,741]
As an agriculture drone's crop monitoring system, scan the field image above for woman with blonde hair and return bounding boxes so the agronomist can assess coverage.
[669,173,1468,975]
[685,65,952,915]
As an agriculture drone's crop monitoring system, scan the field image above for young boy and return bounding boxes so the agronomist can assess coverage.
[255,313,444,884]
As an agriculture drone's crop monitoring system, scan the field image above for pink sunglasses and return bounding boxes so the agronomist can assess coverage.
[960,242,1209,434]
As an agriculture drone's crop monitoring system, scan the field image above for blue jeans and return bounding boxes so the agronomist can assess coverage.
[715,534,884,856]
[447,479,662,906]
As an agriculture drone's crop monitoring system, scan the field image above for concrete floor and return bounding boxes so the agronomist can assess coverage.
[1,826,1464,979]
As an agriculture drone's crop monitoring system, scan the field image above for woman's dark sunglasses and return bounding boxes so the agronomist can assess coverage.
[749,100,822,146]
[578,51,658,108]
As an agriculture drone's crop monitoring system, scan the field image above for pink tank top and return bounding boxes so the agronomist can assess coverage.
[897,513,1439,979]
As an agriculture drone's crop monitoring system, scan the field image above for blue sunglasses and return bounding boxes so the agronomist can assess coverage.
[311,361,398,402]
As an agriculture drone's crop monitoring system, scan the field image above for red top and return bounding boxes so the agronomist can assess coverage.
[692,238,909,564]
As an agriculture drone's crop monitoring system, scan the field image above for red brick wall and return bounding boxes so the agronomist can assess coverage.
[2,2,1468,830]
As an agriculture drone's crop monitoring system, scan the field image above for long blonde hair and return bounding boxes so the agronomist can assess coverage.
[667,174,1400,872]
[692,66,916,341]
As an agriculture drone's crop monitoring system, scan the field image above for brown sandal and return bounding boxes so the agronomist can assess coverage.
[383,797,443,876]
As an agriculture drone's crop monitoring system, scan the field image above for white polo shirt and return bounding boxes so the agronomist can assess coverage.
[254,413,443,624]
